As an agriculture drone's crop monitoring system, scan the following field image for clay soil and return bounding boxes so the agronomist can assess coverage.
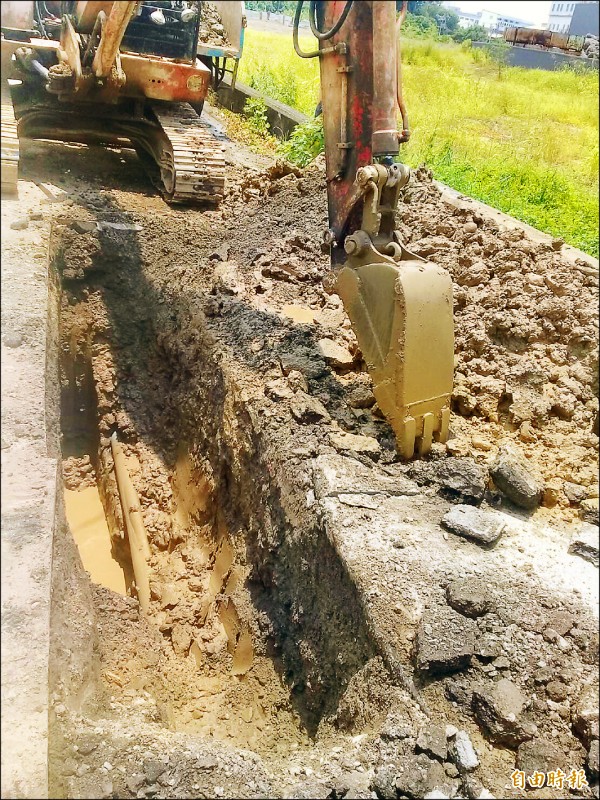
[6,105,599,800]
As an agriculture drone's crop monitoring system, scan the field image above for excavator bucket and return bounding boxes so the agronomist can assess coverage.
[336,258,454,459]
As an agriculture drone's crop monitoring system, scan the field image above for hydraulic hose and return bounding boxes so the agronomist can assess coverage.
[308,0,353,40]
[293,0,353,58]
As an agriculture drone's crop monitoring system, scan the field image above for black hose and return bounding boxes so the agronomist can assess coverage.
[308,0,353,41]
[293,1,322,58]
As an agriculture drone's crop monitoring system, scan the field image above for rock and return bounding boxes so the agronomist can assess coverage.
[317,338,354,370]
[395,754,458,799]
[346,384,376,409]
[125,772,146,795]
[546,681,569,703]
[143,760,166,784]
[464,222,478,234]
[209,243,230,261]
[572,683,599,747]
[580,498,600,526]
[490,446,542,510]
[472,679,536,746]
[285,781,331,799]
[170,623,191,655]
[290,393,331,423]
[445,679,473,708]
[416,606,477,676]
[329,430,380,457]
[441,505,505,545]
[588,740,599,778]
[29,210,43,221]
[564,481,588,505]
[3,332,23,348]
[446,578,492,617]
[213,261,244,295]
[516,738,568,776]
[287,369,308,393]
[545,609,574,636]
[10,217,29,230]
[371,764,398,800]
[462,776,495,799]
[434,458,488,504]
[72,219,97,233]
[265,378,294,401]
[449,730,479,773]
[569,524,599,567]
[416,726,448,762]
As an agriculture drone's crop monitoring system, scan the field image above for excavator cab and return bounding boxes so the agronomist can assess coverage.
[294,0,454,458]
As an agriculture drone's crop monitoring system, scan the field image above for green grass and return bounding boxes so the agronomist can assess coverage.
[237,30,599,257]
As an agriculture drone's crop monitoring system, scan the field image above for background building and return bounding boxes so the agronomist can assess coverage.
[445,6,534,33]
[547,1,599,33]
[478,9,534,33]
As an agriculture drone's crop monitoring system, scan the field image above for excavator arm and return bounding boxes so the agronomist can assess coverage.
[294,0,454,459]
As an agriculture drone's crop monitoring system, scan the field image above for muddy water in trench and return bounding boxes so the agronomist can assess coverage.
[64,485,127,595]
[59,310,310,756]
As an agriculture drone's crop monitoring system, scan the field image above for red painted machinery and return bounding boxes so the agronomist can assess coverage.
[293,1,454,458]
[0,1,245,201]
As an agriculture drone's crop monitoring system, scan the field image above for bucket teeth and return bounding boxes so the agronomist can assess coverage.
[336,258,454,459]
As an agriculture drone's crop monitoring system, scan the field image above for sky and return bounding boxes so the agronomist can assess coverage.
[443,1,553,27]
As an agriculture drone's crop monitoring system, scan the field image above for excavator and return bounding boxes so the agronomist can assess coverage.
[0,0,453,459]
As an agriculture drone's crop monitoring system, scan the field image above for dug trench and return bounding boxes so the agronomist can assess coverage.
[24,128,598,799]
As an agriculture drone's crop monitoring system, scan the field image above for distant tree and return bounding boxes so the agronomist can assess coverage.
[452,24,490,43]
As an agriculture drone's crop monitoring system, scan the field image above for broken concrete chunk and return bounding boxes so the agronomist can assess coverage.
[329,430,380,457]
[572,683,599,747]
[416,726,448,762]
[317,337,354,370]
[434,458,488,504]
[580,498,600,526]
[569,524,599,567]
[472,679,536,746]
[442,505,505,545]
[290,393,331,424]
[72,219,98,233]
[490,446,543,510]
[446,577,493,617]
[416,606,477,676]
[449,730,479,773]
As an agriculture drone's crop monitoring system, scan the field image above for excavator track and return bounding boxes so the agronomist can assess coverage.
[1,82,20,194]
[148,102,226,205]
[10,89,225,206]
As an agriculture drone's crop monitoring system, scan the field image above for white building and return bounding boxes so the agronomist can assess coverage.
[446,5,481,28]
[478,9,534,33]
[547,1,598,33]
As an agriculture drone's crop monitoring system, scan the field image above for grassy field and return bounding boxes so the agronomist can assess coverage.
[237,29,599,257]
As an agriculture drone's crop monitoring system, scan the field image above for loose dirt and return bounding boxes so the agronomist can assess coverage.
[4,106,598,800]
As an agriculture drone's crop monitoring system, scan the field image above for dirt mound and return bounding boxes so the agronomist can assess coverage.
[218,156,600,520]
